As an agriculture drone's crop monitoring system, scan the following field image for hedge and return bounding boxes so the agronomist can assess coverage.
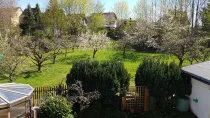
[66,60,130,101]
[135,58,182,99]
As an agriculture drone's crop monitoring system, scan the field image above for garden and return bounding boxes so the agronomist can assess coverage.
[1,0,210,117]
[35,59,197,118]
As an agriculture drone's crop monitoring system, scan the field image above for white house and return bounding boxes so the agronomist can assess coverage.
[182,61,210,118]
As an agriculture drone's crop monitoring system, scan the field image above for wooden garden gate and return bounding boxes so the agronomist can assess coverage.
[122,86,149,113]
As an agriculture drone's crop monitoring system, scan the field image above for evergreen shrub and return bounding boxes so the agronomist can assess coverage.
[66,60,130,104]
[135,58,182,99]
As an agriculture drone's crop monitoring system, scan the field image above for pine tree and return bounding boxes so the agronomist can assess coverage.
[20,4,36,36]
[34,3,43,30]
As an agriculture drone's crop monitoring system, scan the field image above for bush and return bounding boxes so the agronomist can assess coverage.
[38,96,73,118]
[66,60,130,106]
[135,58,182,108]
[135,58,181,98]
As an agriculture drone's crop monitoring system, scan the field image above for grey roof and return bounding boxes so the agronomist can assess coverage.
[182,61,210,85]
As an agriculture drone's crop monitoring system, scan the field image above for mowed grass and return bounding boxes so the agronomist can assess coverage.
[0,49,190,87]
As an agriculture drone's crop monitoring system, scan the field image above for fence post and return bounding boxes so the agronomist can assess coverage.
[144,87,149,112]
[122,96,126,111]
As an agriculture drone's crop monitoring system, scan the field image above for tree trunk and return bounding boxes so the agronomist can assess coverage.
[93,49,97,58]
[194,0,200,35]
[38,62,42,72]
[72,46,75,52]
[190,60,193,65]
[179,58,184,67]
[9,73,13,82]
[65,48,68,57]
[191,0,195,36]
[53,55,56,64]
[123,45,127,59]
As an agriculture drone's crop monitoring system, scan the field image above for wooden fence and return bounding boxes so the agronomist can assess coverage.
[32,85,68,107]
[32,85,149,113]
[122,86,149,113]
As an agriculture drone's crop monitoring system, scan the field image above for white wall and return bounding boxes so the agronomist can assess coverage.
[190,78,210,118]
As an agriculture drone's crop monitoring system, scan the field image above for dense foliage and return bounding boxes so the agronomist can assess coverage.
[135,58,181,99]
[39,95,73,118]
[66,60,130,104]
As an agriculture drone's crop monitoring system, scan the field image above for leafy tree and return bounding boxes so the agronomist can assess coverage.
[92,0,105,13]
[79,31,110,58]
[112,0,129,20]
[20,4,36,36]
[44,0,66,38]
[60,0,93,15]
[196,38,210,62]
[87,13,107,33]
[65,14,87,35]
[134,0,150,20]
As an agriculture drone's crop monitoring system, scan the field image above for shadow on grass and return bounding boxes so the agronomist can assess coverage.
[0,74,9,81]
[20,70,40,79]
[110,52,150,62]
[110,51,171,62]
[57,53,91,65]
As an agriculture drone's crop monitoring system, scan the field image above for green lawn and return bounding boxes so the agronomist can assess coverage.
[0,49,190,87]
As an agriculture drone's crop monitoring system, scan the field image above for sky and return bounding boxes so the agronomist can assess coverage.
[18,0,138,12]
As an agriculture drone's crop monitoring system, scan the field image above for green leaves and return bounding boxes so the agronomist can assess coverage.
[39,95,73,118]
[135,58,182,99]
[66,60,130,100]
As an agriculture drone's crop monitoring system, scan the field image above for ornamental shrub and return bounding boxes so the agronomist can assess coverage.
[135,58,182,100]
[66,60,130,104]
[38,95,73,118]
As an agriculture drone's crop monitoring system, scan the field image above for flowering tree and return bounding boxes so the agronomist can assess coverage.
[79,31,110,58]
[26,36,52,72]
[117,20,157,58]
[0,34,29,81]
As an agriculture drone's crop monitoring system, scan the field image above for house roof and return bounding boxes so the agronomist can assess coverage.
[0,7,22,11]
[182,61,210,85]
[21,8,36,16]
[89,12,117,22]
[0,7,22,14]
[102,12,117,22]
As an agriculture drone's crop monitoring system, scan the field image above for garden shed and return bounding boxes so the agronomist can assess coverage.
[0,83,34,118]
[182,61,210,118]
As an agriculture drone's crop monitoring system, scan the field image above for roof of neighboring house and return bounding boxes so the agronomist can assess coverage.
[21,8,36,16]
[182,61,210,85]
[89,12,117,22]
[102,12,117,22]
[0,7,22,14]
